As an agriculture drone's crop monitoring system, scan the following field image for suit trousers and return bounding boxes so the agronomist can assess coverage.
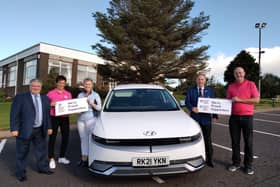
[229,115,253,168]
[16,127,49,177]
[199,123,213,163]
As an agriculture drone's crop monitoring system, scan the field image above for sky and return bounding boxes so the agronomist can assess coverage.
[1,0,279,83]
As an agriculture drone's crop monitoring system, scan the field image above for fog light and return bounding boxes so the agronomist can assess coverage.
[90,161,112,172]
[187,157,204,168]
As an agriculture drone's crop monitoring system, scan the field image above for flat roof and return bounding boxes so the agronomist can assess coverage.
[0,42,106,66]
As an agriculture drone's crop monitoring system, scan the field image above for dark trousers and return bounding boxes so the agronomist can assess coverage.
[16,127,49,177]
[199,124,213,162]
[229,115,253,168]
[48,116,70,158]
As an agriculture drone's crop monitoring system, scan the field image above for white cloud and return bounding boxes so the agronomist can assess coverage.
[246,46,280,76]
[207,54,233,84]
[207,46,280,84]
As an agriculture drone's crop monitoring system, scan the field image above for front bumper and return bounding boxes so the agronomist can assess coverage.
[89,156,205,176]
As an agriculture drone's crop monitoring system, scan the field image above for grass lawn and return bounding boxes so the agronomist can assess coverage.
[0,102,78,130]
[0,98,279,130]
[0,102,11,130]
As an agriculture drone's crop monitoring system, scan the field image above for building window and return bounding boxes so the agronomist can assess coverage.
[77,64,97,84]
[23,59,37,85]
[0,69,2,88]
[48,60,72,85]
[8,65,17,87]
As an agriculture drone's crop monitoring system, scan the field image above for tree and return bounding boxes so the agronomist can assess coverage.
[207,75,226,97]
[41,68,80,97]
[93,0,210,83]
[41,68,58,94]
[261,73,280,98]
[224,50,259,86]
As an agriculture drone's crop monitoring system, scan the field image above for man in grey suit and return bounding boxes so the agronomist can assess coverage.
[10,78,53,182]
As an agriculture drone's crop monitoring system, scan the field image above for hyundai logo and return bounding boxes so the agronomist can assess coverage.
[143,130,157,136]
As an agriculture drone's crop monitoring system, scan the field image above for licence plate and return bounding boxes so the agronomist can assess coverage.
[132,156,169,167]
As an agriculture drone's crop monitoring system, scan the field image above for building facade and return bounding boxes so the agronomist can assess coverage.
[0,42,107,97]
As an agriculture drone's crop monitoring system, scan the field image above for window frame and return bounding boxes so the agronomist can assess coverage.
[23,59,37,85]
[48,60,72,86]
[7,65,17,87]
[77,64,97,84]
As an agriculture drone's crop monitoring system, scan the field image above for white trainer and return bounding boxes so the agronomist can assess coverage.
[49,158,56,169]
[58,157,70,164]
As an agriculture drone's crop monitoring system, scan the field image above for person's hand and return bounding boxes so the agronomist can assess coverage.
[232,96,241,102]
[48,129,53,135]
[92,103,97,109]
[50,102,56,107]
[192,107,199,113]
[212,118,217,123]
[87,98,93,105]
[11,131,19,137]
[87,99,97,109]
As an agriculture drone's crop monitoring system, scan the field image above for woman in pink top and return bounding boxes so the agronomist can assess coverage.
[226,67,260,175]
[47,75,72,169]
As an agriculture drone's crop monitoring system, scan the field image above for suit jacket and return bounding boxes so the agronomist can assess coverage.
[10,92,51,139]
[185,86,218,125]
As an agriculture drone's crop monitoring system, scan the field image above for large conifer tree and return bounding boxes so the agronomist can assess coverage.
[93,0,210,83]
[224,50,259,86]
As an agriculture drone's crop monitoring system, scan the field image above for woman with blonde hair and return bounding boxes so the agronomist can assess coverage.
[76,78,102,166]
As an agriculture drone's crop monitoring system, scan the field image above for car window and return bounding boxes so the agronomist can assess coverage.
[104,88,179,112]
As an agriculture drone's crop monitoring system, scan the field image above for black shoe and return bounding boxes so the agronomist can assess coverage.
[206,161,214,168]
[17,175,27,182]
[77,160,88,167]
[39,170,54,175]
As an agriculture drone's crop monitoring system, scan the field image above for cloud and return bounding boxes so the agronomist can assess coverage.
[207,54,233,84]
[246,46,280,76]
[207,46,280,84]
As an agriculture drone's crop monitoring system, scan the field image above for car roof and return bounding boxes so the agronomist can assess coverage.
[112,84,165,90]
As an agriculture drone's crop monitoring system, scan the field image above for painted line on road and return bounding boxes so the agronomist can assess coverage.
[253,130,280,138]
[254,118,280,124]
[212,143,259,159]
[257,112,280,117]
[214,122,280,138]
[0,139,7,154]
[152,176,165,184]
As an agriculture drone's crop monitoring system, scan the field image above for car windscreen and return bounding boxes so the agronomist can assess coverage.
[104,88,180,112]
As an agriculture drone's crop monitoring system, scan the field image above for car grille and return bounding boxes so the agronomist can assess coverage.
[92,133,201,146]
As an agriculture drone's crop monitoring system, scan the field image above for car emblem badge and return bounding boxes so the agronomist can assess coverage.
[143,130,157,136]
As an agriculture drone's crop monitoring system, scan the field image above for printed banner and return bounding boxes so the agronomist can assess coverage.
[55,98,88,116]
[198,98,232,115]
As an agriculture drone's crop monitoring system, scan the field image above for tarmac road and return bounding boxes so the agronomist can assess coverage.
[0,109,279,187]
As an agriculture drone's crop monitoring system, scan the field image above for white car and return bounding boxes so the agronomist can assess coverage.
[88,84,205,176]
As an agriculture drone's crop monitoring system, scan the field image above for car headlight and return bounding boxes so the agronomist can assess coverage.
[179,132,201,143]
[92,134,121,144]
[92,134,104,144]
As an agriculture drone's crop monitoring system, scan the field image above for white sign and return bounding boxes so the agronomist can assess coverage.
[55,98,89,116]
[198,98,232,115]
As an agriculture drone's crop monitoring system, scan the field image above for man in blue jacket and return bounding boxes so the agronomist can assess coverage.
[10,78,53,182]
[185,73,218,167]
